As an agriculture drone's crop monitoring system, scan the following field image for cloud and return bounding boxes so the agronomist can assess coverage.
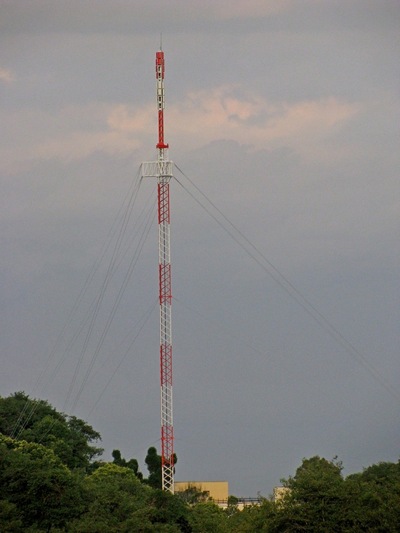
[0,86,359,174]
[109,86,359,160]
[0,68,15,83]
[193,0,294,18]
[0,0,296,36]
[0,103,146,174]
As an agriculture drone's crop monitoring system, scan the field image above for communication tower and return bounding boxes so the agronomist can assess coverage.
[141,49,175,492]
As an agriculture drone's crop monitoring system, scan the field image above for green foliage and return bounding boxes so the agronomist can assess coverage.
[268,456,347,532]
[0,499,23,532]
[69,463,150,532]
[345,461,400,532]
[144,446,177,489]
[112,448,143,479]
[227,494,238,506]
[225,499,275,532]
[69,465,191,532]
[175,484,211,505]
[256,456,400,533]
[0,435,85,531]
[0,392,103,471]
[188,501,228,532]
[1,392,399,532]
[145,446,162,489]
[146,489,190,531]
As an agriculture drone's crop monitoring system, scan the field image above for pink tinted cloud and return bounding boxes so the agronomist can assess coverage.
[1,87,358,170]
[0,68,15,83]
[105,86,358,162]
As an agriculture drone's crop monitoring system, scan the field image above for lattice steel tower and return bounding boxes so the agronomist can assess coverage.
[141,49,175,492]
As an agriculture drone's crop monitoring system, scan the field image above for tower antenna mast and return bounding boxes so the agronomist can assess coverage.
[141,49,175,492]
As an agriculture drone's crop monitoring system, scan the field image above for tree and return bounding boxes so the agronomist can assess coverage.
[175,485,211,505]
[145,489,191,532]
[0,392,102,471]
[144,446,177,489]
[0,434,85,531]
[0,500,23,532]
[269,456,347,532]
[188,502,228,533]
[71,465,192,533]
[112,449,143,479]
[225,499,276,533]
[69,463,151,532]
[345,461,400,532]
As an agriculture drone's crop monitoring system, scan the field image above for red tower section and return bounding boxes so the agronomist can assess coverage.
[156,52,169,150]
[155,50,174,492]
[142,49,174,492]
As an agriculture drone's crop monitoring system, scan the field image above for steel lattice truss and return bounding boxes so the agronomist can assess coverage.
[141,49,175,493]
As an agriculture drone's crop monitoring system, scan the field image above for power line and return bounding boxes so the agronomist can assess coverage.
[12,171,152,440]
[86,299,157,418]
[174,164,399,402]
[63,174,145,413]
[70,198,156,411]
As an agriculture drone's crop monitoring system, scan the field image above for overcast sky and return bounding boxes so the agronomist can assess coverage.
[1,0,399,497]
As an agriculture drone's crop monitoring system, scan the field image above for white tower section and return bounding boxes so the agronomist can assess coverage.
[141,50,175,493]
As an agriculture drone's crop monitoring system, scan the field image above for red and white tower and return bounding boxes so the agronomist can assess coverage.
[141,49,175,492]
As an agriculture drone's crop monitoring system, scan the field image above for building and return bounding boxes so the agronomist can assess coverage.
[174,481,261,509]
[273,486,290,503]
[174,481,229,502]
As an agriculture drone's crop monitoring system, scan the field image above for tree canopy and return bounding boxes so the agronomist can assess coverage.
[0,392,399,532]
[0,434,85,531]
[0,392,102,471]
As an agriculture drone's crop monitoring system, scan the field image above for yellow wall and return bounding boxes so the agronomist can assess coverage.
[174,481,229,501]
[273,486,290,502]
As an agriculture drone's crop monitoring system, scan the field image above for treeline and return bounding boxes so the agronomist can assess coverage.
[0,392,399,532]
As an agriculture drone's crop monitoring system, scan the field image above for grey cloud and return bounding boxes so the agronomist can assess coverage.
[1,1,398,496]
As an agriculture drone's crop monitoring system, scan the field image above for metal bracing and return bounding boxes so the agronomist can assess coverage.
[141,49,175,493]
[141,161,174,179]
[158,176,174,492]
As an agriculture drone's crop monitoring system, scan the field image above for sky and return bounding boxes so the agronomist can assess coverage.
[1,0,399,497]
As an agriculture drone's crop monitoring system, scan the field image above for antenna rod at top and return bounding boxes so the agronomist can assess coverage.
[139,49,174,494]
[155,48,168,150]
[160,33,163,50]
[155,46,174,493]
